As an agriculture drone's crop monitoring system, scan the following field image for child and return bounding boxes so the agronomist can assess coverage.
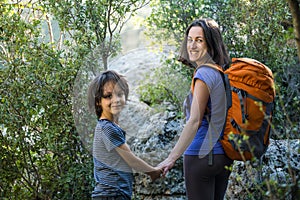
[88,70,161,200]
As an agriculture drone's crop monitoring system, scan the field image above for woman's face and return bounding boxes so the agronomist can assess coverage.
[187,26,208,66]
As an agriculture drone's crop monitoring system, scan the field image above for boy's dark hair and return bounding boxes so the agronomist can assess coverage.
[88,70,129,118]
[178,18,230,68]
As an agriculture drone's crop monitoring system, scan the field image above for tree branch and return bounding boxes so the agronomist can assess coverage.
[46,14,54,44]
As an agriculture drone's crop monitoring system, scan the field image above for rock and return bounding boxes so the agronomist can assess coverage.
[226,139,299,200]
[109,47,168,98]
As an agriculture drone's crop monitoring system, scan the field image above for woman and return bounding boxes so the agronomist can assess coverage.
[159,18,233,200]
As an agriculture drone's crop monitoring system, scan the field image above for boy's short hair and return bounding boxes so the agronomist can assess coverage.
[88,70,129,118]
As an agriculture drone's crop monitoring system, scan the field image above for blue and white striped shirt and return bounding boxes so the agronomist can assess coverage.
[92,119,133,199]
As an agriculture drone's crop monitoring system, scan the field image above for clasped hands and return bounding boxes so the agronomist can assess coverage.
[146,157,176,182]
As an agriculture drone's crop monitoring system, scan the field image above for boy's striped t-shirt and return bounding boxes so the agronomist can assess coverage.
[92,119,133,199]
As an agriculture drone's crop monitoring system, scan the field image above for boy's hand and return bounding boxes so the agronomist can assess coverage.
[146,167,162,182]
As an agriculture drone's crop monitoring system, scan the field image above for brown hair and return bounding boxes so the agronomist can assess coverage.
[178,18,230,68]
[87,70,129,118]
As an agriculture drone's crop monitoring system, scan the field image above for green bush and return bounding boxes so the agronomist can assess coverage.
[138,57,192,114]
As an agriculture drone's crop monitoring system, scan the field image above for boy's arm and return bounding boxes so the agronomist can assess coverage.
[116,143,161,180]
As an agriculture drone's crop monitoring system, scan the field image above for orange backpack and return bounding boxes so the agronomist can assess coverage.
[194,58,276,161]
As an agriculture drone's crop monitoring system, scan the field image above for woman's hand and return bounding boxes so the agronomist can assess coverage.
[158,157,176,176]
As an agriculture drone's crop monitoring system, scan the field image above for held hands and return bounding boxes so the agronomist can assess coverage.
[146,166,163,182]
[158,157,176,176]
[145,156,176,181]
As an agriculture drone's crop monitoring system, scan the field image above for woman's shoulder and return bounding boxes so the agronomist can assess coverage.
[194,65,224,90]
[196,65,220,72]
[195,65,221,79]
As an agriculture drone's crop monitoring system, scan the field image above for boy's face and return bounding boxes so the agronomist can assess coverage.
[100,81,126,119]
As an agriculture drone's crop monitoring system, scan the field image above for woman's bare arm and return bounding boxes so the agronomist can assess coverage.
[159,79,210,173]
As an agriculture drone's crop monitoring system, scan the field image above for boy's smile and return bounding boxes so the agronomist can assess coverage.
[100,81,126,120]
